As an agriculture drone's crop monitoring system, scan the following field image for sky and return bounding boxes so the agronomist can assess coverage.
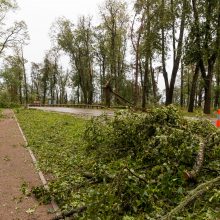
[10,0,105,64]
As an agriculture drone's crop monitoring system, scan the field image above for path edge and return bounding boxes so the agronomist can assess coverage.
[12,109,60,216]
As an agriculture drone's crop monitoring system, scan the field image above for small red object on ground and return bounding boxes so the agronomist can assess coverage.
[216,109,220,127]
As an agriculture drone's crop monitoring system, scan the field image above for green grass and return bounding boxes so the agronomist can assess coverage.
[176,106,217,119]
[0,109,3,118]
[16,109,88,208]
[15,107,220,219]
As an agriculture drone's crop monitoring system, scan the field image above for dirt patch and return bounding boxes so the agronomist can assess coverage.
[0,109,55,220]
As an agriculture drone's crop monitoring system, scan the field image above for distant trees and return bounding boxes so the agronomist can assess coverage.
[30,52,69,105]
[51,16,95,104]
[0,54,23,103]
[185,0,220,114]
[0,0,220,113]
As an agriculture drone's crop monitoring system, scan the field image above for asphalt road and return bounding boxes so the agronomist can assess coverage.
[29,106,114,117]
[28,107,217,127]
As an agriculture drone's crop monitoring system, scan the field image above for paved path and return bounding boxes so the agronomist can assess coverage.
[0,109,54,220]
[29,107,217,126]
[29,106,114,117]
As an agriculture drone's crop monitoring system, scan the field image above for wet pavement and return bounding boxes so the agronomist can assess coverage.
[29,107,114,117]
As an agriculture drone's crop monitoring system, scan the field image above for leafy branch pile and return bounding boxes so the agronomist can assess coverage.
[82,106,220,219]
[16,107,220,219]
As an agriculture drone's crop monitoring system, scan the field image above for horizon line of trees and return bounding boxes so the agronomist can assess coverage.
[0,0,220,114]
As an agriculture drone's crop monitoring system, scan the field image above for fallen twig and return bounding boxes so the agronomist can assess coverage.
[162,176,220,220]
[51,206,87,220]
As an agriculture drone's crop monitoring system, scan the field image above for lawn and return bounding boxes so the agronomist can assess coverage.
[16,107,220,219]
[16,109,88,209]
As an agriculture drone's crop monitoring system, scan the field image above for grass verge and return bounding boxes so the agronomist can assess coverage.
[16,107,220,219]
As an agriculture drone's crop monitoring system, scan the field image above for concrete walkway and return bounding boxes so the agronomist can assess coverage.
[0,109,54,220]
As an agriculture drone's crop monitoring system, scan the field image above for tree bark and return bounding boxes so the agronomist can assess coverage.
[188,64,199,112]
[180,60,184,107]
[166,0,186,105]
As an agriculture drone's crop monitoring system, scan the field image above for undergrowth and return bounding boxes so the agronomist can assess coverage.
[16,106,220,219]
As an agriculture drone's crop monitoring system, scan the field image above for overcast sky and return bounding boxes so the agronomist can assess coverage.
[11,0,105,64]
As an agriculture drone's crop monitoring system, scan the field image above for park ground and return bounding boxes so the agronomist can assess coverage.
[0,109,54,220]
[0,106,219,219]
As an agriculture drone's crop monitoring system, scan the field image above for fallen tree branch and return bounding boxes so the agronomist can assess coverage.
[162,176,220,220]
[125,167,148,184]
[184,140,205,181]
[184,132,220,181]
[51,206,87,220]
[82,171,114,184]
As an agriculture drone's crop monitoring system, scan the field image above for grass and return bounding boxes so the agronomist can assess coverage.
[0,108,3,119]
[16,108,88,208]
[15,107,220,219]
[176,106,217,119]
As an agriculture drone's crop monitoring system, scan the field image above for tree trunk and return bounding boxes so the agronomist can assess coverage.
[180,61,184,107]
[150,58,157,101]
[142,59,149,109]
[166,0,186,105]
[161,27,169,102]
[214,57,220,108]
[188,64,199,112]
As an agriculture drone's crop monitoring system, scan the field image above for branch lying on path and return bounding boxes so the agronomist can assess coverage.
[162,175,220,220]
[51,206,87,220]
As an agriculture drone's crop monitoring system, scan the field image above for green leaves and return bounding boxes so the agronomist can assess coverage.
[16,107,220,219]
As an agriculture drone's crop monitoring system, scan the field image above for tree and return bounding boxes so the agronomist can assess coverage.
[30,62,42,100]
[99,0,129,104]
[186,0,220,114]
[0,54,23,103]
[51,16,95,104]
[161,0,188,105]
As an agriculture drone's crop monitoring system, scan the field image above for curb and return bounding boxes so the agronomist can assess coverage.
[12,110,60,216]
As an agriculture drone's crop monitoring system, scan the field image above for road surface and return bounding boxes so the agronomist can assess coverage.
[29,107,217,126]
[29,107,114,117]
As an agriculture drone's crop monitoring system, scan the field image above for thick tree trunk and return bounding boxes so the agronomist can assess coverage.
[161,26,169,102]
[188,64,199,112]
[166,0,186,105]
[203,58,215,114]
[214,59,220,108]
[198,86,203,107]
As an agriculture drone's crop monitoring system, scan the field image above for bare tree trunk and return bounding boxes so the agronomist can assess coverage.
[198,86,203,107]
[142,60,149,109]
[188,64,199,112]
[150,58,157,101]
[166,0,186,105]
[131,13,144,107]
[214,56,220,108]
[180,61,184,107]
